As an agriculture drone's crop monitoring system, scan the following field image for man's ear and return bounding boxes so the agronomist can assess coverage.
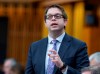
[44,21,47,27]
[64,19,67,27]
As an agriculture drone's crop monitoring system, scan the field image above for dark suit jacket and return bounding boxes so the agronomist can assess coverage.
[25,34,89,74]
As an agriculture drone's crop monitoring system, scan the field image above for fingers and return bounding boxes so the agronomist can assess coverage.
[49,49,57,54]
[48,49,58,58]
[48,49,59,61]
[48,54,58,59]
[49,55,59,61]
[48,49,64,68]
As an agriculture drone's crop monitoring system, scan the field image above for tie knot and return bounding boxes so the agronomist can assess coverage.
[52,40,58,44]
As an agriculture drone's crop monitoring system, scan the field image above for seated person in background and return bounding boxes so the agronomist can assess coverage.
[81,67,92,74]
[89,52,100,66]
[81,66,100,74]
[3,58,23,74]
[0,65,4,74]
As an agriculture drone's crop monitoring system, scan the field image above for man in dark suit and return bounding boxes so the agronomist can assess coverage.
[25,4,89,74]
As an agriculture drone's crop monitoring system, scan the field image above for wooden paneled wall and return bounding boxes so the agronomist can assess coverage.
[0,3,42,67]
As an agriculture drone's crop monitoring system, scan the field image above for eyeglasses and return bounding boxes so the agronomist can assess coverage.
[45,14,63,20]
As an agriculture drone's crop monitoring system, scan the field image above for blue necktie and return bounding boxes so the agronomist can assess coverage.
[47,40,58,74]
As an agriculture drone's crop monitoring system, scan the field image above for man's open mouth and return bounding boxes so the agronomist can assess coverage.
[51,23,58,26]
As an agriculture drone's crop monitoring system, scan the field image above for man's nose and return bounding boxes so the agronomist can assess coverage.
[51,16,56,21]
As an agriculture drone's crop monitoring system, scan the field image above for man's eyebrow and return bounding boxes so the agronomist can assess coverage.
[47,13,62,15]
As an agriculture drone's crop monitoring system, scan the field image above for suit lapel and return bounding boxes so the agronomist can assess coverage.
[39,38,48,74]
[58,34,71,60]
[53,34,71,74]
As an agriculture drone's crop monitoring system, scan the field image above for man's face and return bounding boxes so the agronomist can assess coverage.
[45,7,67,32]
[3,60,12,74]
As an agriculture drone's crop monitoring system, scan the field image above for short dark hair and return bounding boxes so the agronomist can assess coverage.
[44,4,67,21]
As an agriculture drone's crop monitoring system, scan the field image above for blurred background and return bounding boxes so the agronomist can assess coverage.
[0,0,100,72]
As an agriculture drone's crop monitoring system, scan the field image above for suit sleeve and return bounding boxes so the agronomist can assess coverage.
[67,42,90,74]
[25,45,35,74]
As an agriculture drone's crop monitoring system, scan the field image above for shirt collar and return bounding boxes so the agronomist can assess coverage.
[48,32,65,44]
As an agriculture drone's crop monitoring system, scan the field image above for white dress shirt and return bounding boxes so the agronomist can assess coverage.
[45,32,68,74]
